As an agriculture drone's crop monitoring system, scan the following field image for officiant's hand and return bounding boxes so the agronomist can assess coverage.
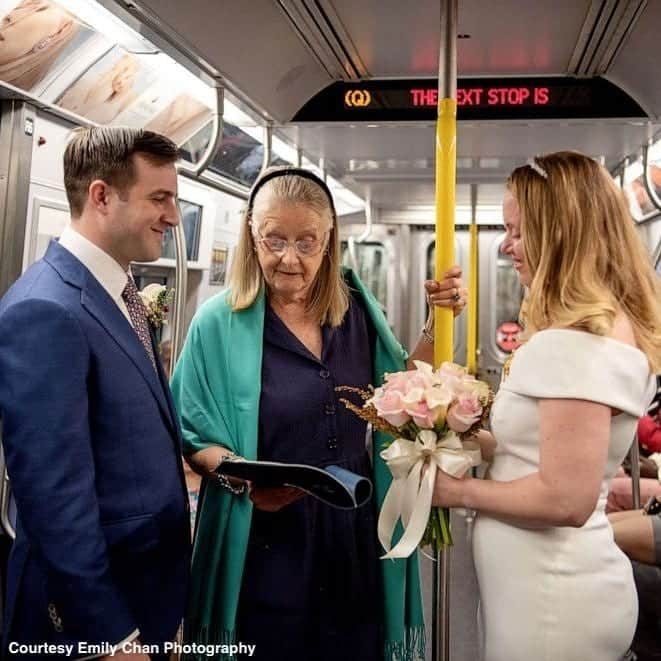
[250,486,306,512]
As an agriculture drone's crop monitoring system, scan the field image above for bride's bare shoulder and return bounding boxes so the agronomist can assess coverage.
[610,315,638,349]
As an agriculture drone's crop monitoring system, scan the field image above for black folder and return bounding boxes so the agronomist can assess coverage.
[215,460,373,510]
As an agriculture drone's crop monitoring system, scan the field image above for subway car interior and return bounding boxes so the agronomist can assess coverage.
[1,0,661,659]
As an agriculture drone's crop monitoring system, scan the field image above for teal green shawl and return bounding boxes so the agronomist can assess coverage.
[170,270,425,660]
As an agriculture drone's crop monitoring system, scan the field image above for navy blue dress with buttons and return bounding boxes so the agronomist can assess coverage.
[237,294,381,661]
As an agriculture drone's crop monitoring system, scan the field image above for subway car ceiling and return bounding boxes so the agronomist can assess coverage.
[2,0,661,216]
[103,0,661,213]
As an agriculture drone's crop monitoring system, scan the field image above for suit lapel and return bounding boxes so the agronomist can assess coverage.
[150,327,183,446]
[45,242,175,434]
[82,282,176,433]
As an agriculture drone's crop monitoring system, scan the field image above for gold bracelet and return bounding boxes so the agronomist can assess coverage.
[214,453,246,495]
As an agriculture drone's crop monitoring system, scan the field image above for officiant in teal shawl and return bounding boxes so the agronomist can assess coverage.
[170,167,467,661]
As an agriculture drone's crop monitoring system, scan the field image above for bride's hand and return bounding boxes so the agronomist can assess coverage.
[431,468,470,508]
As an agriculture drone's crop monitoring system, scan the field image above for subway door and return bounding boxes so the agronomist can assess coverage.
[21,113,75,271]
[477,229,524,392]
[407,227,467,361]
[340,224,408,341]
[0,100,38,630]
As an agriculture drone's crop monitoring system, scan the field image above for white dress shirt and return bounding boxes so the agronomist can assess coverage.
[56,225,140,654]
[57,225,133,325]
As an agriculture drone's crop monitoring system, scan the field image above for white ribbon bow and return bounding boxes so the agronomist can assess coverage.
[377,429,482,559]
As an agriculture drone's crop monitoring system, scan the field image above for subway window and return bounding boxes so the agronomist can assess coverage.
[341,241,388,314]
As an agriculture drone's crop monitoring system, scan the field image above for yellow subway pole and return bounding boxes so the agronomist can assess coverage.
[432,2,457,661]
[467,184,478,374]
[433,95,457,368]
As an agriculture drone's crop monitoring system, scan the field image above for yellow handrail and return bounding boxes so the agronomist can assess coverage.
[467,223,478,374]
[434,98,457,368]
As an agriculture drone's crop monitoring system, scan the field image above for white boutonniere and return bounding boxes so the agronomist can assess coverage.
[139,284,174,329]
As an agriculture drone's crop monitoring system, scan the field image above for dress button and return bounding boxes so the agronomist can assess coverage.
[327,437,338,450]
[319,369,330,379]
[324,404,336,415]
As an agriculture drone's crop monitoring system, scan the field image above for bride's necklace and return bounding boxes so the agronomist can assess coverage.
[501,350,516,381]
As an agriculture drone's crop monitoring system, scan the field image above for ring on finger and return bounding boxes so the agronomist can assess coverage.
[452,291,461,302]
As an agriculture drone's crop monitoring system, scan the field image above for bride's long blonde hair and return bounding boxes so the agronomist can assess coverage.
[508,150,661,372]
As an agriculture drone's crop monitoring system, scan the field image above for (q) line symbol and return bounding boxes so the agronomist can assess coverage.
[344,90,372,107]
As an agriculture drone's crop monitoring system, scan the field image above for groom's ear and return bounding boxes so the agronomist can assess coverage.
[88,179,112,214]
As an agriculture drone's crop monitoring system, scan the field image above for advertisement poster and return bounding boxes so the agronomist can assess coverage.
[145,93,212,146]
[0,0,93,92]
[58,45,158,124]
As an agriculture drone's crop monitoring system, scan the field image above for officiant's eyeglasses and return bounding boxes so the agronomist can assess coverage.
[255,231,329,257]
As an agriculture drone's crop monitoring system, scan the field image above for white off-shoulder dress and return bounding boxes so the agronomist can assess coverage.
[473,330,656,661]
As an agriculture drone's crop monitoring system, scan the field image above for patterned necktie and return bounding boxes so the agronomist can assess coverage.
[121,277,157,370]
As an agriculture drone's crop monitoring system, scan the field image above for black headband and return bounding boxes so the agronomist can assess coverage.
[247,167,337,219]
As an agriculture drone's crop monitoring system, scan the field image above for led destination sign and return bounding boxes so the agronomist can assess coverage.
[410,85,550,107]
[293,77,645,121]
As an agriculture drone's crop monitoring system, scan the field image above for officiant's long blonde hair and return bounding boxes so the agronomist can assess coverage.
[508,150,661,372]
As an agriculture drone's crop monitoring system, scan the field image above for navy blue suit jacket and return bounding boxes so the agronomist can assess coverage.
[0,241,190,655]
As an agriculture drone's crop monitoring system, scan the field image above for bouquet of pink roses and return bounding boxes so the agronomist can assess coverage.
[338,360,492,559]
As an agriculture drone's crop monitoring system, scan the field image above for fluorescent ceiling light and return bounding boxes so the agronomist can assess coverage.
[240,125,263,142]
[301,157,324,178]
[478,158,500,169]
[223,99,258,127]
[272,136,298,165]
[150,52,215,108]
[327,175,365,216]
[456,205,502,223]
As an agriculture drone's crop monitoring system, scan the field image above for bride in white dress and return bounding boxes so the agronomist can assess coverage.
[432,151,661,661]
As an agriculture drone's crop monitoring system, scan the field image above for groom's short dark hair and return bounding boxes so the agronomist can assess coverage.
[63,126,180,217]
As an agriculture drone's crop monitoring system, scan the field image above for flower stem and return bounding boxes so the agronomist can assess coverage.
[438,507,453,547]
[422,507,454,552]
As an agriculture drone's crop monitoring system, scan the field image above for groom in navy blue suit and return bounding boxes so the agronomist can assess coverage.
[0,127,190,659]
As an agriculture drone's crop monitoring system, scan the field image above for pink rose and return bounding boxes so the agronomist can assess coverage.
[403,398,438,429]
[437,361,467,394]
[446,393,483,432]
[457,375,490,401]
[412,360,442,389]
[383,371,412,391]
[438,362,467,380]
[425,384,452,409]
[384,366,436,398]
[402,384,452,429]
[371,388,411,427]
[424,385,452,428]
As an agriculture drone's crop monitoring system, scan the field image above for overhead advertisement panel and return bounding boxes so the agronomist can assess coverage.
[0,0,95,94]
[293,77,646,122]
[0,0,215,147]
